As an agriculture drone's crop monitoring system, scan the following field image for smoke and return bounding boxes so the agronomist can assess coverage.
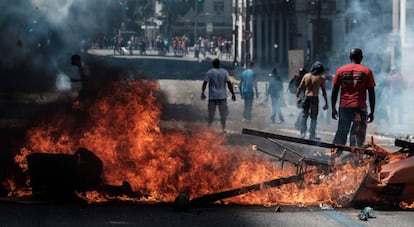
[55,72,72,91]
[335,1,413,136]
[30,0,74,27]
[338,1,391,69]
[0,0,110,92]
[1,0,412,135]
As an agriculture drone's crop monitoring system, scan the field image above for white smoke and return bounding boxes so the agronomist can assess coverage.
[55,72,72,91]
[30,0,74,26]
[325,1,414,136]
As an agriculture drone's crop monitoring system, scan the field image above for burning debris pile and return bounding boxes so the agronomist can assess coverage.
[3,72,414,209]
[11,78,301,205]
[243,129,414,209]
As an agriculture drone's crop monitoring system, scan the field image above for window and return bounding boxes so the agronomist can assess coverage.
[309,0,336,13]
[214,1,224,14]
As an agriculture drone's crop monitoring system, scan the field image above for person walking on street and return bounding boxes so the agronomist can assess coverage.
[331,48,376,150]
[387,65,406,125]
[239,62,259,122]
[266,68,285,124]
[201,58,236,132]
[320,67,334,124]
[289,68,308,130]
[296,61,328,140]
[288,68,307,96]
[69,54,90,101]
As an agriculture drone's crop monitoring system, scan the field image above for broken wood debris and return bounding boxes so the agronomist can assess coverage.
[190,174,305,206]
[242,128,395,158]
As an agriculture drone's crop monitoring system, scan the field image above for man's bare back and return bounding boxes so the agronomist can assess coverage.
[296,72,328,109]
[299,73,325,96]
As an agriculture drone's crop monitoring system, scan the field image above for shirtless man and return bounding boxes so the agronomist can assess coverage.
[296,61,328,140]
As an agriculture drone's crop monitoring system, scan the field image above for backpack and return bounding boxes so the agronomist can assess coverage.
[288,75,301,94]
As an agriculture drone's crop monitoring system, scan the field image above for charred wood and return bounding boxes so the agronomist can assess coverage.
[190,174,304,206]
[242,128,389,157]
[395,139,414,155]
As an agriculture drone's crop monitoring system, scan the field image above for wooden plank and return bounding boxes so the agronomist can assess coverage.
[190,174,304,206]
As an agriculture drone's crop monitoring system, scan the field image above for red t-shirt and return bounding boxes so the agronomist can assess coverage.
[388,73,405,95]
[333,64,376,108]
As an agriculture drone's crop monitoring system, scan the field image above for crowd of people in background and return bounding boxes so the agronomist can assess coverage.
[90,33,233,59]
[193,36,233,60]
[86,35,408,149]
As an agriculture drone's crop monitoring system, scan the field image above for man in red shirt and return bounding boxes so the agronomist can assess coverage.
[387,66,406,124]
[331,48,376,149]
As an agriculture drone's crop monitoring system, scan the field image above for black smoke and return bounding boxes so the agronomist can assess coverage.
[0,0,121,92]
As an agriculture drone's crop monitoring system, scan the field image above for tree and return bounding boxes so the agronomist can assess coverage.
[124,0,155,31]
[157,0,196,37]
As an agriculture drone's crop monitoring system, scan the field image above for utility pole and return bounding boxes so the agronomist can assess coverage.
[314,0,321,62]
[391,0,400,68]
[233,0,238,65]
[245,0,250,66]
[194,0,198,44]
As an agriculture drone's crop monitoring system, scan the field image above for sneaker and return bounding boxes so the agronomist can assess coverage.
[309,137,321,141]
[242,118,251,123]
[309,134,321,141]
[270,115,275,123]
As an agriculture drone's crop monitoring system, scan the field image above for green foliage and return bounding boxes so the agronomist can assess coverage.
[157,0,195,35]
[159,0,193,17]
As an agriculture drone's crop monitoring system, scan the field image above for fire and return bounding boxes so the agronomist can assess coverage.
[12,79,368,207]
[400,201,414,209]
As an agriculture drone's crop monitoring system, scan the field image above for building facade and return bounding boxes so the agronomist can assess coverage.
[401,0,414,80]
[171,0,406,78]
[171,0,233,43]
[237,0,398,77]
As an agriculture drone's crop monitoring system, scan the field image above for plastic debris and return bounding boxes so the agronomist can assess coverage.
[358,207,376,221]
[319,203,333,210]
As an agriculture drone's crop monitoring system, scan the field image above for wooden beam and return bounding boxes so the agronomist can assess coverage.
[191,174,304,206]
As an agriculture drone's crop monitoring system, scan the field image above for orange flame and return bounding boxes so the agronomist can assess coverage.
[11,80,368,207]
[400,201,414,209]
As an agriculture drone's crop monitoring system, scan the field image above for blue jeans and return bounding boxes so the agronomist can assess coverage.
[243,95,254,120]
[270,96,284,122]
[208,99,229,129]
[333,107,367,148]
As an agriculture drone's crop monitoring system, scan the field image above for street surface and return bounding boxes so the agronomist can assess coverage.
[1,200,414,227]
[0,49,413,226]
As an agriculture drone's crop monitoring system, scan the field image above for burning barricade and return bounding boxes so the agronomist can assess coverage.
[242,129,414,209]
[3,76,414,210]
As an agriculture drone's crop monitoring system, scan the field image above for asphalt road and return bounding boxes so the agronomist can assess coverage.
[1,201,414,227]
[1,50,413,227]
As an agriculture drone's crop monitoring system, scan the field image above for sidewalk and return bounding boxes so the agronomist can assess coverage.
[88,48,234,64]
